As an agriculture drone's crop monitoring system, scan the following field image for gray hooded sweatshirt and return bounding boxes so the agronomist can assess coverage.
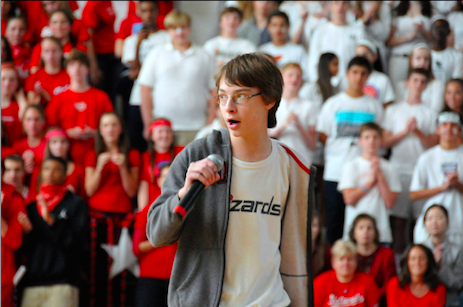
[147,129,312,307]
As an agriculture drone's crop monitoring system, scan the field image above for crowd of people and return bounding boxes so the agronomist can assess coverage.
[1,1,463,307]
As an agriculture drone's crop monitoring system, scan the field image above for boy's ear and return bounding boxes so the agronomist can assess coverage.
[265,101,276,111]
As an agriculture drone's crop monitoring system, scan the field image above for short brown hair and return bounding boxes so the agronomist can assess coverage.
[4,154,25,169]
[164,10,191,29]
[215,53,283,128]
[220,6,243,21]
[65,49,90,68]
[360,122,382,137]
[348,213,380,245]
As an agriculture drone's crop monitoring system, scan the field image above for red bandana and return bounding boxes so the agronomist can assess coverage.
[37,184,67,216]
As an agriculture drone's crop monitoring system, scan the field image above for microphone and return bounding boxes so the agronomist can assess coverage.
[173,154,224,219]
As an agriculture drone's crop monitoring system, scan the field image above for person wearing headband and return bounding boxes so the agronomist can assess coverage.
[339,39,396,107]
[138,118,184,211]
[40,127,86,199]
[139,10,217,146]
[429,15,463,84]
[394,43,446,113]
[411,111,463,247]
[259,10,307,76]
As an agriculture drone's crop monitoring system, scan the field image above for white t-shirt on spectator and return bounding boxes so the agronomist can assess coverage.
[448,12,463,52]
[338,156,402,243]
[308,22,366,82]
[269,97,317,166]
[383,101,438,175]
[259,42,308,77]
[394,79,445,113]
[316,92,383,182]
[431,48,463,83]
[220,139,291,307]
[390,15,431,56]
[121,30,170,106]
[339,70,396,104]
[203,36,256,68]
[138,43,215,131]
[411,145,463,247]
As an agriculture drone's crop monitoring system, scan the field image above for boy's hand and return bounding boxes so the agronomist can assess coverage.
[17,212,33,233]
[178,158,220,199]
[22,150,36,174]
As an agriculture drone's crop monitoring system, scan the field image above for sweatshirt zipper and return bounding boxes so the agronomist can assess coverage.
[215,147,232,307]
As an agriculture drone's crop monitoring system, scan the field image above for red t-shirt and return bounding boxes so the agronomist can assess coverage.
[1,183,25,307]
[29,40,87,71]
[10,44,30,80]
[1,19,7,36]
[357,246,397,298]
[81,1,116,54]
[45,87,113,164]
[133,200,177,279]
[314,270,380,307]
[13,138,47,170]
[84,150,140,213]
[25,68,70,106]
[386,277,446,307]
[140,146,184,204]
[1,101,24,145]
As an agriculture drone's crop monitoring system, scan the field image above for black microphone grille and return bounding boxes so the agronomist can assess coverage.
[207,154,224,173]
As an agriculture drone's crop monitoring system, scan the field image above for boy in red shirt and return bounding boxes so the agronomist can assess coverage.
[314,240,380,307]
[45,50,113,164]
[2,155,29,200]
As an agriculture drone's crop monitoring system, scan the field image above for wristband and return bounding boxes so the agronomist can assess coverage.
[360,185,370,193]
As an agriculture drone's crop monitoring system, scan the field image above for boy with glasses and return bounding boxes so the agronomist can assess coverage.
[147,53,312,306]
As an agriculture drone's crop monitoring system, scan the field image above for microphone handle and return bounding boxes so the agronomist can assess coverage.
[174,180,205,218]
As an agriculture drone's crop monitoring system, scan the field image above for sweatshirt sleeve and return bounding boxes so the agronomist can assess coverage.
[146,150,189,247]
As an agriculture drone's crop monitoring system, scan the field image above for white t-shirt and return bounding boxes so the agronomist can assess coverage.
[394,79,445,113]
[431,48,463,83]
[121,31,171,106]
[308,22,366,82]
[390,15,431,56]
[338,156,402,243]
[339,70,396,104]
[316,92,384,181]
[383,101,438,175]
[269,97,317,166]
[138,43,215,131]
[448,12,463,52]
[220,139,291,307]
[203,36,256,68]
[259,42,308,77]
[411,145,463,247]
